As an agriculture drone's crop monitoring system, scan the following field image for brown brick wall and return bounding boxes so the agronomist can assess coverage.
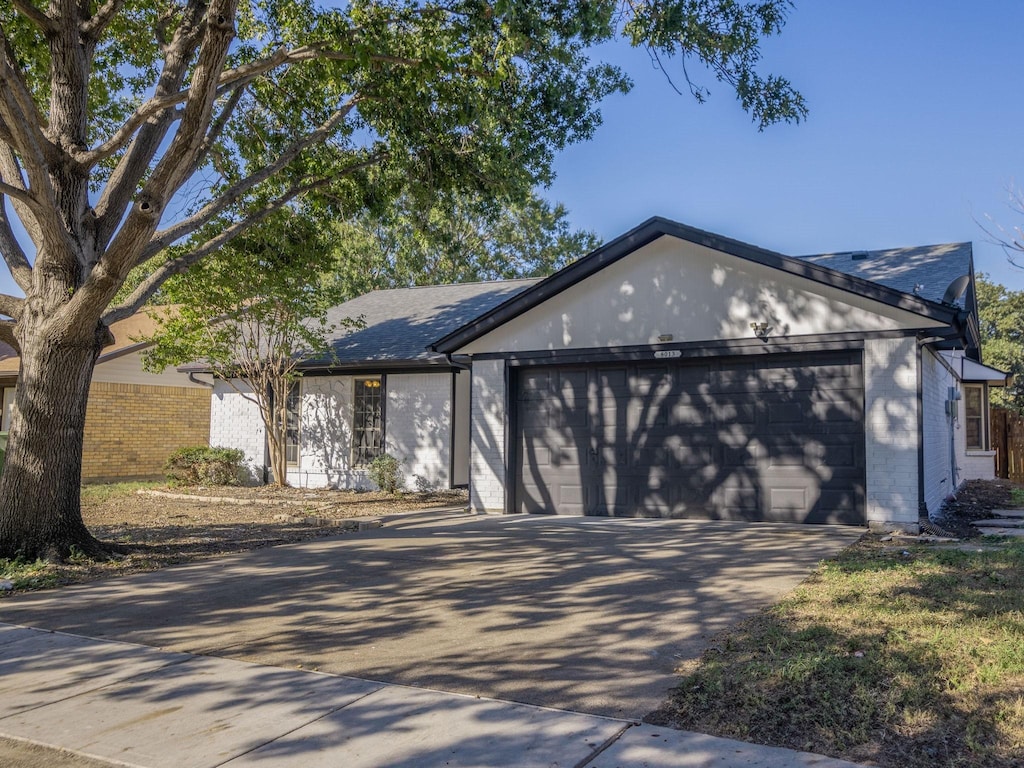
[82,382,211,483]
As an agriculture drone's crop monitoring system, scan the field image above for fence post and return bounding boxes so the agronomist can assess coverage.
[992,408,1008,479]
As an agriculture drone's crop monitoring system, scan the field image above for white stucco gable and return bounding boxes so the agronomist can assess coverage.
[457,235,947,354]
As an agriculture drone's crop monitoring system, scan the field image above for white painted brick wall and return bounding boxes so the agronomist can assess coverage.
[921,349,996,515]
[863,337,920,527]
[386,372,452,491]
[283,373,454,491]
[469,359,507,514]
[209,380,265,484]
[921,348,955,515]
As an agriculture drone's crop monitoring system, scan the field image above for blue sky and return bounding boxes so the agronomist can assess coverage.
[548,1,1024,290]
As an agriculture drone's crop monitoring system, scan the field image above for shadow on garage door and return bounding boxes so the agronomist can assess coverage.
[514,350,866,524]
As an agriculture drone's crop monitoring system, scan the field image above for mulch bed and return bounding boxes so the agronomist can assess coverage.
[932,478,1021,538]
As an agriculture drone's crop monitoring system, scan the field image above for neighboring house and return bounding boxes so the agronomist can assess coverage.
[209,217,1008,531]
[204,280,538,489]
[0,309,212,483]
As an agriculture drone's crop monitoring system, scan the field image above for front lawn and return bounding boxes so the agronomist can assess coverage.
[651,536,1024,767]
[1,483,467,593]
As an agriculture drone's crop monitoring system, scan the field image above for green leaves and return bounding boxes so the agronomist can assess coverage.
[327,188,601,298]
[621,0,806,129]
[977,274,1024,413]
[4,0,805,316]
[143,208,342,375]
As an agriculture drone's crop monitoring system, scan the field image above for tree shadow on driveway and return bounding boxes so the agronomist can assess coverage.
[0,515,862,719]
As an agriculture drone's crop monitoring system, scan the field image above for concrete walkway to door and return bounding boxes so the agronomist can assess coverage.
[0,513,863,719]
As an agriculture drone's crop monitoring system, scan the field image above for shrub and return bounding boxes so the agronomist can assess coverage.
[368,453,402,495]
[165,446,245,486]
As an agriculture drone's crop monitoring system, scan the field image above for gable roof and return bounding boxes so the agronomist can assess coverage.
[300,279,540,370]
[431,216,972,355]
[793,243,976,313]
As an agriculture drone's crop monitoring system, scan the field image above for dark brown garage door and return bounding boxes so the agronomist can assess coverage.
[515,352,865,524]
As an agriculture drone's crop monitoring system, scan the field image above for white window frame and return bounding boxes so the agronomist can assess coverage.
[963,383,988,451]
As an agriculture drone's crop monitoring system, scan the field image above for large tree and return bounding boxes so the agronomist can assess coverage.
[331,190,601,297]
[0,0,806,560]
[976,274,1024,413]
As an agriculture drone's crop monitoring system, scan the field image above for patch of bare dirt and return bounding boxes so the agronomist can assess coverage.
[3,485,467,594]
[84,485,468,553]
[933,478,1023,537]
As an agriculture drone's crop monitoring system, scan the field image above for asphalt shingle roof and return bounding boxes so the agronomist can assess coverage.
[793,242,974,307]
[306,279,540,367]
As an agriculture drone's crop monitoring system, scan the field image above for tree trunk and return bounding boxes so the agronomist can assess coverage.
[268,386,287,487]
[0,323,109,561]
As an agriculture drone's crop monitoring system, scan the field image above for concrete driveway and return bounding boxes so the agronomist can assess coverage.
[0,514,862,718]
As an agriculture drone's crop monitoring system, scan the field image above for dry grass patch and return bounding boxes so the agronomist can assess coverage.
[1,483,467,593]
[650,537,1024,767]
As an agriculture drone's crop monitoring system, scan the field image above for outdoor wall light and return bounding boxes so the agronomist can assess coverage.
[750,322,772,343]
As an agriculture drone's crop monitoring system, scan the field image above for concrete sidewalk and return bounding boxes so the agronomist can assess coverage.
[1,623,866,768]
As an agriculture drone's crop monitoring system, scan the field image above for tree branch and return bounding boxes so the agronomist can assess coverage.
[0,292,25,320]
[80,43,416,170]
[0,29,57,168]
[77,90,200,169]
[143,100,362,258]
[92,0,208,251]
[10,0,56,34]
[97,0,240,280]
[104,175,337,323]
[0,198,34,293]
[81,0,127,39]
[0,143,42,251]
[188,84,246,178]
[0,318,18,352]
[0,180,35,207]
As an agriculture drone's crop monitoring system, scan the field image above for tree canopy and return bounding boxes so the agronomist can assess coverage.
[977,273,1024,413]
[0,0,807,560]
[330,190,601,297]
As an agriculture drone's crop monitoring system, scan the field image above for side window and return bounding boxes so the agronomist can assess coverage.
[353,377,384,466]
[285,381,301,465]
[963,384,986,451]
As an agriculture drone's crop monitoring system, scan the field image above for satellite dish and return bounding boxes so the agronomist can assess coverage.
[941,275,970,306]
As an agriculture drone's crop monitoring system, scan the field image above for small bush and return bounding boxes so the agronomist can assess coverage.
[165,446,245,486]
[368,453,402,495]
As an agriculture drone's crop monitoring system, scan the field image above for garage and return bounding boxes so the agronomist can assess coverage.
[514,351,865,524]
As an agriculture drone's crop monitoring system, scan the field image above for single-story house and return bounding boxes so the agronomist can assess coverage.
[0,309,212,483]
[206,279,538,489]
[210,217,1009,530]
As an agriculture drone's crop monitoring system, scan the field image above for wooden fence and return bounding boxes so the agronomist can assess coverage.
[992,408,1024,483]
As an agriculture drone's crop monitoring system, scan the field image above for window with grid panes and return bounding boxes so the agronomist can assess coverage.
[285,381,300,464]
[964,384,986,450]
[353,378,383,465]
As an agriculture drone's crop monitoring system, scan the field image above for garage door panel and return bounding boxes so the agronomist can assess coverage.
[515,351,865,524]
[766,445,809,467]
[712,400,756,424]
[766,400,805,425]
[820,443,857,468]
